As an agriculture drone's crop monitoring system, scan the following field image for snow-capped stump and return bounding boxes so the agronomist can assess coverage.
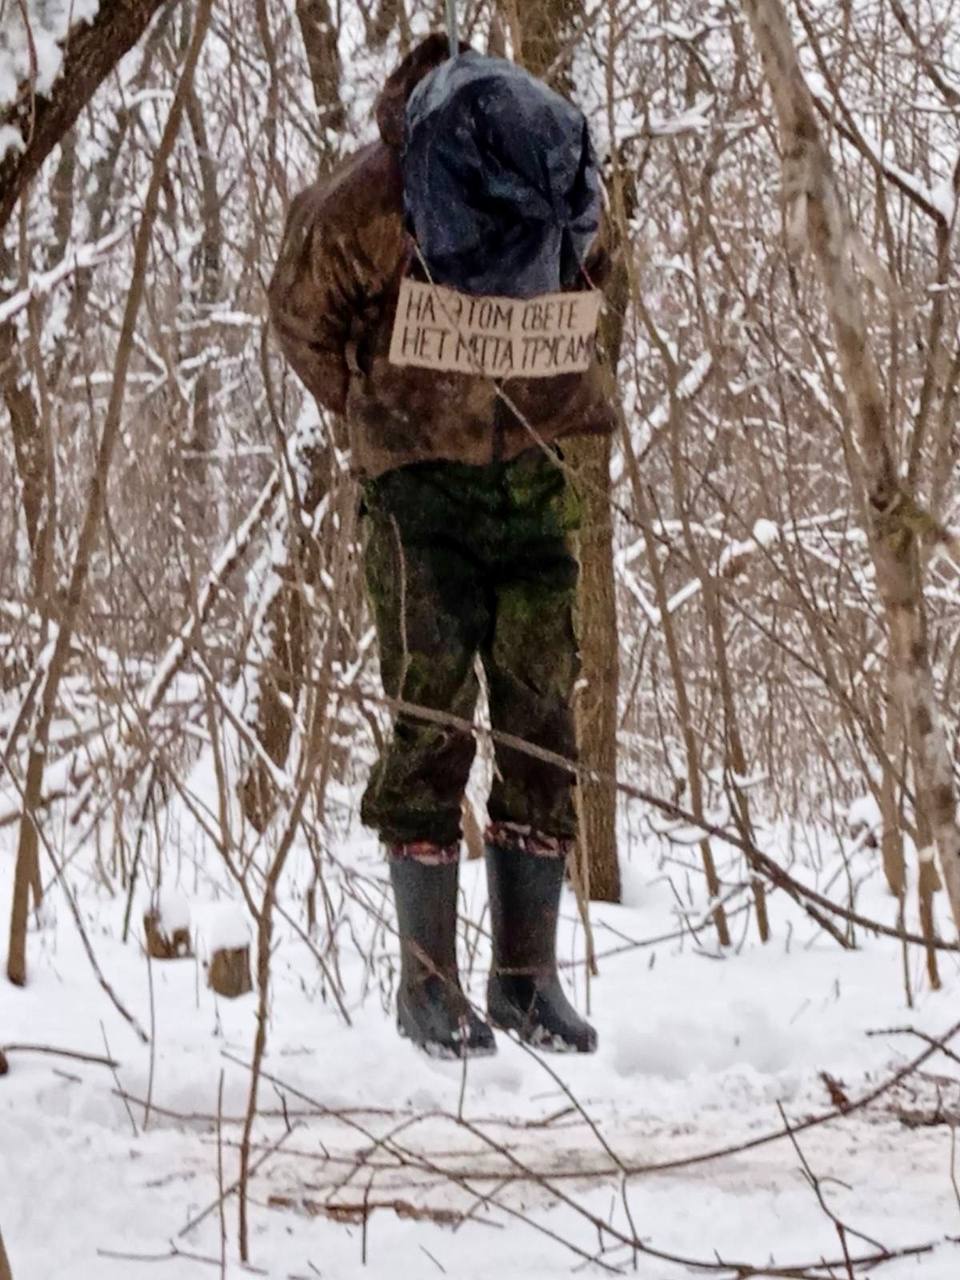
[206,904,252,998]
[209,947,253,998]
[143,888,192,960]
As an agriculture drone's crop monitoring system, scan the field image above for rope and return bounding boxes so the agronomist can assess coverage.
[444,0,459,58]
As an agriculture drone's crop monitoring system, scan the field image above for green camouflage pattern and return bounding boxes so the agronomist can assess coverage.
[360,447,582,847]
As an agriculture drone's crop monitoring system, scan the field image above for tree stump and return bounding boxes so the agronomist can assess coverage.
[208,946,252,998]
[143,910,192,960]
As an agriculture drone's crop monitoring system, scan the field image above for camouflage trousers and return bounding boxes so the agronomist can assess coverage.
[360,447,581,848]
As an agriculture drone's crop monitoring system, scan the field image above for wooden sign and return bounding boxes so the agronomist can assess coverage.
[389,278,602,378]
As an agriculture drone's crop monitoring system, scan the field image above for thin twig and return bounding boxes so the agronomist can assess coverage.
[0,1043,119,1068]
[100,1021,137,1138]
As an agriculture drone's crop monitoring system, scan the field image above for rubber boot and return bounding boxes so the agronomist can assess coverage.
[389,856,496,1059]
[485,843,598,1053]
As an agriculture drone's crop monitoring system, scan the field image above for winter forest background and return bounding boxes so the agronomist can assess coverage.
[2,1,960,1277]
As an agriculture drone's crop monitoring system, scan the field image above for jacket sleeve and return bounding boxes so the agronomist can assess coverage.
[268,187,353,417]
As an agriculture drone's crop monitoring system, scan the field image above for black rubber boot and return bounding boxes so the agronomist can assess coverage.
[389,856,496,1059]
[485,843,598,1053]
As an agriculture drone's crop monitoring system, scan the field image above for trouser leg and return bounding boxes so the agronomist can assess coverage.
[360,467,495,1056]
[482,539,580,843]
[481,455,596,1052]
[360,493,485,847]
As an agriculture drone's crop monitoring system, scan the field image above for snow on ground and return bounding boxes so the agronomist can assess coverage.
[3,816,960,1279]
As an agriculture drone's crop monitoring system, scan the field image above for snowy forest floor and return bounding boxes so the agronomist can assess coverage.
[3,816,960,1280]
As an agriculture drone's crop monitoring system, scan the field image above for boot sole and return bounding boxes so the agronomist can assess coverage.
[487,995,598,1054]
[397,1016,498,1060]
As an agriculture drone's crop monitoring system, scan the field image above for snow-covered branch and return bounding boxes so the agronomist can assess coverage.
[0,225,130,325]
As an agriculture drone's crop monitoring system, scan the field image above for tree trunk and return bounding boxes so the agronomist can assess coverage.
[240,481,321,831]
[0,249,53,602]
[514,0,622,902]
[569,432,622,901]
[241,5,347,826]
[296,0,346,126]
[879,681,907,899]
[6,749,44,986]
[242,592,306,829]
[740,0,960,932]
[181,87,223,544]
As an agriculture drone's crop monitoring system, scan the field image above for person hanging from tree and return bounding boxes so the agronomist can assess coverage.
[268,32,616,1057]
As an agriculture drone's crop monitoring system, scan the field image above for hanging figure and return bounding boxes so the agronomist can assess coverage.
[269,33,616,1057]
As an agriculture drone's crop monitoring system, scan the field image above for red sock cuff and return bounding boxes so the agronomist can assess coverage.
[386,839,460,865]
[484,821,573,859]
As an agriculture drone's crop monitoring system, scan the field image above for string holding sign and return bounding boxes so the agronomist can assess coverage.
[388,279,602,379]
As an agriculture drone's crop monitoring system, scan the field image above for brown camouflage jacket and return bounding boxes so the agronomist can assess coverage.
[268,35,617,479]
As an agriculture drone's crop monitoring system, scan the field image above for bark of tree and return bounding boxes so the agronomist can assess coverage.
[0,230,55,943]
[295,0,345,126]
[240,4,346,829]
[240,447,328,831]
[515,0,622,902]
[739,0,960,933]
[367,0,411,53]
[0,0,171,234]
[208,945,253,997]
[0,252,49,596]
[569,432,621,902]
[879,684,907,899]
[183,86,223,539]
